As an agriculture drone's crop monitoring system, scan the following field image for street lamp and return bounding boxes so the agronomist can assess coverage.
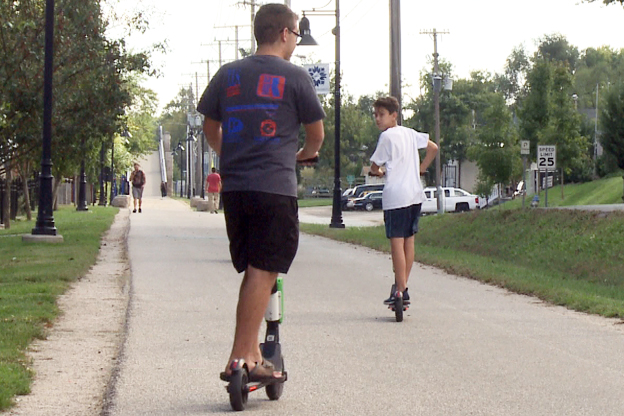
[174,142,185,197]
[185,128,197,199]
[31,0,60,239]
[110,129,131,205]
[298,1,345,228]
[98,142,107,206]
[76,137,88,211]
[187,113,203,198]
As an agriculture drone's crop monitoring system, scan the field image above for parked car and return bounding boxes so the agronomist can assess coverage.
[342,183,384,209]
[311,186,331,197]
[422,187,480,214]
[351,191,384,211]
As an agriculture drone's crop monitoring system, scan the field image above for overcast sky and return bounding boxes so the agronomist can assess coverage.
[106,0,624,112]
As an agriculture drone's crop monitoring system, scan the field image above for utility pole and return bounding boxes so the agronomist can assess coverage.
[421,28,449,214]
[389,0,401,124]
[594,82,599,178]
[215,25,252,60]
[202,39,250,66]
[238,0,259,54]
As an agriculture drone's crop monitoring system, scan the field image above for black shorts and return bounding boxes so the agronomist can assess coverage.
[383,204,422,238]
[222,191,299,274]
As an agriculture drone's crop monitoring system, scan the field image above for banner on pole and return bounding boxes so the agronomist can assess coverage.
[304,64,330,95]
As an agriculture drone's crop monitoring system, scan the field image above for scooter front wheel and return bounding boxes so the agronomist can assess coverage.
[228,368,249,411]
[394,293,404,322]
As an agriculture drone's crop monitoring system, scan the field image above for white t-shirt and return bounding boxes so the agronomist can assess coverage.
[370,126,429,211]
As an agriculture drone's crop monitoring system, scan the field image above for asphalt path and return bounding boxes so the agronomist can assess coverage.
[104,197,624,415]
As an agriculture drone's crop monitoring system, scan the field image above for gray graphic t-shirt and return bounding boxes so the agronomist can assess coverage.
[197,55,325,197]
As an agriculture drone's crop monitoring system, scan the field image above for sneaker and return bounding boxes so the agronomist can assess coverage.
[383,285,410,305]
[383,284,397,305]
[139,208,142,213]
[132,209,137,213]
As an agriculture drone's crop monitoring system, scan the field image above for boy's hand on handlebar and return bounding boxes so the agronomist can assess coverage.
[296,150,319,166]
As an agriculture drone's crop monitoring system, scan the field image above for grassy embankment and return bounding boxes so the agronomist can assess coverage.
[0,206,118,411]
[500,173,623,208]
[300,175,624,319]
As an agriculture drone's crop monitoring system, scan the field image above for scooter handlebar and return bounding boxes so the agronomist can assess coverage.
[297,155,319,165]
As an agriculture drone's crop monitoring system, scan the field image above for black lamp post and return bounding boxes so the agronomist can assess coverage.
[76,134,88,211]
[188,113,204,199]
[98,142,107,206]
[31,0,58,237]
[76,156,88,211]
[186,128,197,199]
[110,130,131,205]
[109,135,115,205]
[298,1,345,228]
[175,142,185,197]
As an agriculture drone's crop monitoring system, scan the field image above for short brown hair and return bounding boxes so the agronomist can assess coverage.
[254,4,298,46]
[373,96,400,115]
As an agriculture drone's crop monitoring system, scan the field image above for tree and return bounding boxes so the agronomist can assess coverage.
[536,34,580,71]
[495,45,531,105]
[0,0,158,214]
[468,93,519,202]
[541,65,591,186]
[584,0,624,5]
[404,61,475,184]
[518,59,554,159]
[600,82,624,201]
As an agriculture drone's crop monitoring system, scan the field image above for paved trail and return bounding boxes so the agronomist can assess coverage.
[103,197,624,416]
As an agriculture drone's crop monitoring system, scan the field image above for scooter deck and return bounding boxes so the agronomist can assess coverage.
[388,304,409,311]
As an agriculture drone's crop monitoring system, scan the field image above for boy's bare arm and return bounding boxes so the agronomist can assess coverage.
[203,117,223,156]
[297,120,324,162]
[420,140,439,174]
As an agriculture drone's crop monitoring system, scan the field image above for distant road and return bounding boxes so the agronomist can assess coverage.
[550,204,624,212]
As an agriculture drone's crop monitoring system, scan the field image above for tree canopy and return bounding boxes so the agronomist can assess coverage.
[0,0,160,182]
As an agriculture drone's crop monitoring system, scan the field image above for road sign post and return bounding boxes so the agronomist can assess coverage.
[537,145,556,207]
[521,141,530,208]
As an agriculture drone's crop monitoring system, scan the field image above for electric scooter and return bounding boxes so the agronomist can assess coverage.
[222,155,319,410]
[222,279,287,411]
[386,283,408,322]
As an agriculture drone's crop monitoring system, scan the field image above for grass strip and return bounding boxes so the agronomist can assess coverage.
[0,206,118,411]
[300,208,624,319]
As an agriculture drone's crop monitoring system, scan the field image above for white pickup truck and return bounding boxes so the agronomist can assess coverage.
[422,187,480,214]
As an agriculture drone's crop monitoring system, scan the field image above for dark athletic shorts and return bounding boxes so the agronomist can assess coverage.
[132,186,143,199]
[222,191,299,274]
[383,204,422,239]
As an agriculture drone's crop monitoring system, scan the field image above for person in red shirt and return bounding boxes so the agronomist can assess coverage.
[205,167,222,213]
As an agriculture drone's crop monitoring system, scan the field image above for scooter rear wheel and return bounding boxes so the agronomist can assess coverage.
[265,357,285,400]
[228,369,248,411]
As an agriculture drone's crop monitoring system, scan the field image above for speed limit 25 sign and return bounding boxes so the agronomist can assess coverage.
[537,145,556,171]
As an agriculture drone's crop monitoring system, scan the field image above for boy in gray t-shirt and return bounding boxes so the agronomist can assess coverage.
[197,3,325,382]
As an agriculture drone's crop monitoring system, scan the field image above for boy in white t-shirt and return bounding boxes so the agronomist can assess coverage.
[369,96,438,305]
